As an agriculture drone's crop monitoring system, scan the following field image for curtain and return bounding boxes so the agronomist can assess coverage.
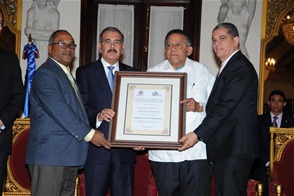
[97,4,134,66]
[147,6,184,69]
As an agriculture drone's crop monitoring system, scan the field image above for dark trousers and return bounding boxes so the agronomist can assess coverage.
[213,156,254,196]
[0,130,10,194]
[84,152,135,196]
[150,159,212,196]
[0,150,8,194]
[28,165,79,196]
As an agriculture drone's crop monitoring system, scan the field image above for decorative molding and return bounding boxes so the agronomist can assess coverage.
[0,0,18,30]
[269,127,294,182]
[266,0,293,39]
[0,0,22,57]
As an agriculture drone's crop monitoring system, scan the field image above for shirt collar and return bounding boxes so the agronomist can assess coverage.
[270,112,283,119]
[50,57,71,74]
[219,50,239,74]
[101,57,119,71]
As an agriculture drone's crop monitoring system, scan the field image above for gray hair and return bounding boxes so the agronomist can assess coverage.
[99,27,124,42]
[164,29,192,47]
[48,29,71,44]
[213,22,239,38]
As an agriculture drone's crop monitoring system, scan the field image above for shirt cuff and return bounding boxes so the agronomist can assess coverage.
[84,129,95,142]
[96,113,102,128]
[0,124,5,131]
[0,119,5,130]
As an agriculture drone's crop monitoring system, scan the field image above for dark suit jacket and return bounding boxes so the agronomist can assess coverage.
[76,58,137,164]
[26,58,91,166]
[0,48,24,192]
[194,51,259,162]
[0,48,24,152]
[258,112,294,166]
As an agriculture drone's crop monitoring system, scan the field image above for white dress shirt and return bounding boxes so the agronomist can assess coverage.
[148,58,215,162]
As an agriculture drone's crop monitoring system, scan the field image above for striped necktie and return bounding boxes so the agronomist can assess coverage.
[65,69,84,106]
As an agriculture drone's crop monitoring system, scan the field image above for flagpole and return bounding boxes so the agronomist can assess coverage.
[22,34,39,118]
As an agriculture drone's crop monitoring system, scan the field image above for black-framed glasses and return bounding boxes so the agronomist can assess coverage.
[50,42,77,50]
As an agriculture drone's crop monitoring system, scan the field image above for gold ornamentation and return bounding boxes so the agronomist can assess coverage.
[272,128,294,162]
[0,0,18,29]
[266,0,293,39]
[281,11,294,45]
[3,118,82,195]
[4,118,31,195]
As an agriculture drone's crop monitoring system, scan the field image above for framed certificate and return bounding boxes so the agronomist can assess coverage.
[108,71,187,149]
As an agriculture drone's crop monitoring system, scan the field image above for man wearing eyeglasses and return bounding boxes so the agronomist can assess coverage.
[0,10,24,194]
[147,29,215,196]
[25,29,111,196]
[76,27,137,196]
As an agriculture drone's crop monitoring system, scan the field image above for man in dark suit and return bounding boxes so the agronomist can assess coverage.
[0,10,24,194]
[251,89,294,195]
[179,22,259,196]
[26,29,111,196]
[76,27,137,196]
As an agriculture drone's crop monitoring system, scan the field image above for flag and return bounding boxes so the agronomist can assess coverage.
[22,35,39,117]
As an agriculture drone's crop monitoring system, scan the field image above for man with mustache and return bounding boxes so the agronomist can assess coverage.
[76,27,137,196]
[147,29,215,196]
[26,29,111,196]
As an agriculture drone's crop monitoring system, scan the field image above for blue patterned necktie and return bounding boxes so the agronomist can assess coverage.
[107,66,115,92]
[272,116,278,127]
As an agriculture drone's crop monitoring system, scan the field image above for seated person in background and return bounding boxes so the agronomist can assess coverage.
[250,89,294,196]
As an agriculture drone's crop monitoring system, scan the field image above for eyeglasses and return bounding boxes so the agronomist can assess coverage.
[49,42,77,50]
[102,39,122,46]
[165,42,187,49]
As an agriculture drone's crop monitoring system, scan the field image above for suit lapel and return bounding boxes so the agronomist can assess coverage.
[48,58,87,117]
[96,59,113,93]
[281,115,291,127]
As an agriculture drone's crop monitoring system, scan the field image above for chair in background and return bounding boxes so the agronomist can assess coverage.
[247,179,263,196]
[76,151,158,196]
[3,118,31,195]
[3,118,88,196]
[269,127,294,196]
[134,152,157,196]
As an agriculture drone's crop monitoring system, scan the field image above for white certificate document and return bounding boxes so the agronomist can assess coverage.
[131,89,166,132]
[124,84,172,136]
